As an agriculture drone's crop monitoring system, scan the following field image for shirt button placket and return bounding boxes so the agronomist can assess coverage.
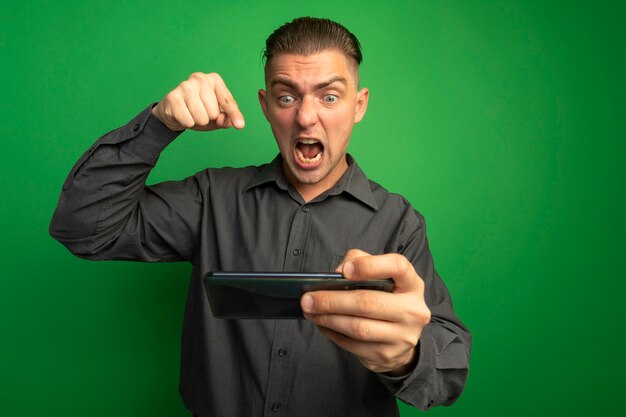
[283,202,312,274]
[264,319,294,417]
[291,206,309,259]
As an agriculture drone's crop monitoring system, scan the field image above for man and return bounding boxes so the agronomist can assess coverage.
[50,17,471,417]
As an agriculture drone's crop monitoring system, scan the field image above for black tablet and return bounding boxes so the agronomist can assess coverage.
[203,272,394,319]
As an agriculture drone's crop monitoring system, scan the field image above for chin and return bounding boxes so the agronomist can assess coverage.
[291,168,328,187]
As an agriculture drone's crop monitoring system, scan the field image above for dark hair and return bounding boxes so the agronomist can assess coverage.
[263,17,362,68]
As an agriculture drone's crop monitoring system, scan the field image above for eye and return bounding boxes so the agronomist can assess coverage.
[323,94,338,104]
[278,95,294,105]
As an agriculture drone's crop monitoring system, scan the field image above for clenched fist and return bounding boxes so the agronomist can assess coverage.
[152,72,245,132]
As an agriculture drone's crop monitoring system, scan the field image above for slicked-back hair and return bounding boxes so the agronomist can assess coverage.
[263,17,363,72]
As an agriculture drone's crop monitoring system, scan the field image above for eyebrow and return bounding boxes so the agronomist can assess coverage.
[270,76,348,91]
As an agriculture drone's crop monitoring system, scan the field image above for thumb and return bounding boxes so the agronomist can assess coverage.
[334,249,371,275]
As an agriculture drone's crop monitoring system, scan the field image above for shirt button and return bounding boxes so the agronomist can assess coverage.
[292,249,300,256]
[278,348,287,357]
[133,123,140,131]
[302,205,309,213]
[271,402,280,412]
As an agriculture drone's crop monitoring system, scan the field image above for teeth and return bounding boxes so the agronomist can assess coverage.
[299,139,318,144]
[296,148,322,164]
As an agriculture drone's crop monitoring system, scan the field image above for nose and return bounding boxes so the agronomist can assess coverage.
[295,96,318,128]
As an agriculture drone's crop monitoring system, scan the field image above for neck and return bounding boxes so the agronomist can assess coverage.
[284,158,349,203]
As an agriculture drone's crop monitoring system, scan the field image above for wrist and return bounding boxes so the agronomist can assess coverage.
[151,103,184,132]
[384,344,418,377]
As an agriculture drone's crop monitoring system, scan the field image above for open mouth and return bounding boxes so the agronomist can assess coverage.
[295,139,324,165]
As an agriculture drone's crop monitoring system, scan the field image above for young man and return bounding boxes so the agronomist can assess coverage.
[50,17,471,417]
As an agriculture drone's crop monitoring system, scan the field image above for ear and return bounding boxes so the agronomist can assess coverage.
[353,87,369,124]
[258,89,269,121]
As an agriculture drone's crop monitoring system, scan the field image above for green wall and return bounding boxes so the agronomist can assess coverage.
[2,1,625,416]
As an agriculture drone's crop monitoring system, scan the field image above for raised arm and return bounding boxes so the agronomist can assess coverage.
[50,73,244,262]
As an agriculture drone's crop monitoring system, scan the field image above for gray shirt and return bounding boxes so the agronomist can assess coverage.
[50,105,471,417]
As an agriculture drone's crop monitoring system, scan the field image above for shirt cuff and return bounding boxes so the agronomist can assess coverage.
[376,325,437,409]
[115,103,183,164]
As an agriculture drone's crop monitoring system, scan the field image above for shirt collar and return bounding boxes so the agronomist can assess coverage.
[244,154,289,191]
[244,154,379,211]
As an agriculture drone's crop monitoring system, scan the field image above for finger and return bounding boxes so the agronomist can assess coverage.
[342,253,423,293]
[305,312,416,345]
[315,325,413,373]
[215,112,233,129]
[302,289,409,322]
[184,94,210,127]
[192,112,234,132]
[214,77,245,129]
[168,95,195,129]
[198,83,221,121]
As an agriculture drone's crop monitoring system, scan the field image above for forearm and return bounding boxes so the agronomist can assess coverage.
[379,319,470,410]
[49,105,182,259]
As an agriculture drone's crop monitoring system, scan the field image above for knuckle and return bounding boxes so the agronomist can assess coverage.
[355,291,381,314]
[207,109,221,120]
[195,113,210,125]
[394,255,413,276]
[407,304,431,326]
[351,320,371,340]
[317,292,332,312]
[173,112,193,128]
[163,90,180,105]
[207,71,222,80]
[179,80,193,93]
[207,72,222,85]
[422,307,432,324]
[374,347,395,364]
[315,313,329,328]
[181,117,195,128]
[223,95,237,108]
[400,330,419,347]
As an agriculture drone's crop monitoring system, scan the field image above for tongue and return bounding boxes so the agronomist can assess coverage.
[300,143,323,158]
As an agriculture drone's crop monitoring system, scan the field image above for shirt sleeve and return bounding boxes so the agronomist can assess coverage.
[49,105,203,263]
[377,207,472,411]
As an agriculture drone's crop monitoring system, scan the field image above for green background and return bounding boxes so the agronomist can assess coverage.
[1,0,625,416]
